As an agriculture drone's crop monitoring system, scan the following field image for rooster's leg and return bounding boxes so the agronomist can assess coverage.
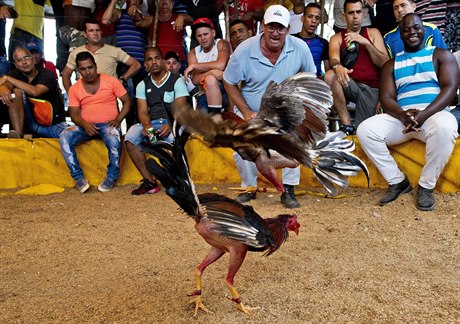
[188,247,225,316]
[225,248,260,314]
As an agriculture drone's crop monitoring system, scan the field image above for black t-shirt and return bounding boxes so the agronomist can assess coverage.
[9,68,65,124]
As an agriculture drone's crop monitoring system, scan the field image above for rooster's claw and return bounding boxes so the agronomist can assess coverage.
[188,295,213,316]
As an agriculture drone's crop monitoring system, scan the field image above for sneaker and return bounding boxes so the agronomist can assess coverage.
[98,177,116,192]
[76,177,90,193]
[339,124,355,136]
[416,186,435,211]
[131,179,160,195]
[7,130,20,138]
[235,191,256,203]
[379,177,413,206]
[281,184,300,209]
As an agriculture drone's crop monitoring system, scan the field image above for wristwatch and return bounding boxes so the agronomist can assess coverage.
[332,63,341,70]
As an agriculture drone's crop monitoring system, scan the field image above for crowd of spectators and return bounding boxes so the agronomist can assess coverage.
[0,0,458,210]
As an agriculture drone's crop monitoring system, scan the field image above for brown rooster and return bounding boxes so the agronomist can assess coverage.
[143,128,300,315]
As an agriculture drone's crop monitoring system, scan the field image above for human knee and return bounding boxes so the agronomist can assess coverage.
[323,70,335,85]
[204,75,219,88]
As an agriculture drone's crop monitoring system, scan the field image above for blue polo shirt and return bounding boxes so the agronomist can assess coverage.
[384,22,446,59]
[223,34,316,112]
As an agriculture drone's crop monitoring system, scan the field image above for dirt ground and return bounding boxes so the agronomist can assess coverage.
[1,183,459,323]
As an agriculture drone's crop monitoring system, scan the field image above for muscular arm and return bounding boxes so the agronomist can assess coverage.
[2,75,49,97]
[184,39,231,81]
[61,66,74,93]
[416,49,460,125]
[365,28,389,68]
[102,0,121,24]
[223,80,256,120]
[120,56,141,81]
[379,59,405,121]
[137,98,151,136]
[112,93,131,127]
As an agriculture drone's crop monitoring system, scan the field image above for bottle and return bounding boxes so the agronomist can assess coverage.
[147,127,156,143]
[347,41,356,51]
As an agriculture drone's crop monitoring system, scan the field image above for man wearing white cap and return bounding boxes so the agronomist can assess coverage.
[223,4,316,209]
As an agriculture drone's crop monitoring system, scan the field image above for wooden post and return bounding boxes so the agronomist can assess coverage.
[224,0,230,41]
[151,0,160,47]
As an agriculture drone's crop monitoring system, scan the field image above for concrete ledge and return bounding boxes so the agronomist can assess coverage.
[0,137,458,192]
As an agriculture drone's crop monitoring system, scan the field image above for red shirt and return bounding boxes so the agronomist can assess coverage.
[340,28,380,88]
[149,14,186,61]
[228,0,263,33]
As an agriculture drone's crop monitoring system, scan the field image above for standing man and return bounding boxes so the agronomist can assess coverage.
[184,18,231,114]
[293,2,331,77]
[0,47,67,138]
[384,0,446,59]
[223,5,317,208]
[59,52,131,193]
[324,0,388,134]
[357,13,459,211]
[61,19,141,93]
[125,47,189,195]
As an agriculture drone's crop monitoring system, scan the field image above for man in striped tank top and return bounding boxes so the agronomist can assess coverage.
[357,13,459,211]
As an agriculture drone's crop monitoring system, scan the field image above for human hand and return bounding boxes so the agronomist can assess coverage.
[108,119,121,128]
[157,123,171,138]
[401,109,421,134]
[173,15,185,31]
[83,123,99,136]
[0,6,11,19]
[345,32,370,47]
[335,65,353,88]
[183,65,194,82]
[243,111,257,121]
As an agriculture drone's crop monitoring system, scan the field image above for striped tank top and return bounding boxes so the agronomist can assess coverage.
[394,46,440,111]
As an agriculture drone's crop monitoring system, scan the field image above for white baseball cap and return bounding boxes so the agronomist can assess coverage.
[263,5,290,28]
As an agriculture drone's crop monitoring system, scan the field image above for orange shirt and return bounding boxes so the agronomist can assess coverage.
[68,74,127,123]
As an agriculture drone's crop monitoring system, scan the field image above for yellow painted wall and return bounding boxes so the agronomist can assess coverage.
[0,137,459,192]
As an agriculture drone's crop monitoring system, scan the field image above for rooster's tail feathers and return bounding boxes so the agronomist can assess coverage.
[143,124,203,217]
[310,131,370,196]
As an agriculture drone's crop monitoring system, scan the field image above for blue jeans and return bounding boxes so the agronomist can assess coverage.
[24,100,67,138]
[59,123,122,181]
[196,81,229,113]
[124,118,173,148]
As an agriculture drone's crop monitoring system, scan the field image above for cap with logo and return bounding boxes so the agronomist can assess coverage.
[263,5,290,28]
[191,17,215,34]
[26,42,42,53]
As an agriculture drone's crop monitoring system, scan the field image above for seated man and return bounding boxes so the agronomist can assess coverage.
[59,51,131,193]
[324,0,388,134]
[357,14,459,211]
[125,47,189,195]
[0,46,67,138]
[384,0,446,59]
[184,18,231,113]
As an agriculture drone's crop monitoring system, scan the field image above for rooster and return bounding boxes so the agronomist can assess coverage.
[175,72,369,196]
[143,127,300,315]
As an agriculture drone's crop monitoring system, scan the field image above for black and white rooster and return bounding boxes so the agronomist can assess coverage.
[175,72,369,196]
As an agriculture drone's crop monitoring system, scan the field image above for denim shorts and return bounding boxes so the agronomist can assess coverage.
[124,118,174,148]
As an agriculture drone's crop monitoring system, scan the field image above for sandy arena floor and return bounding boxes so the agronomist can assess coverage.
[1,184,459,323]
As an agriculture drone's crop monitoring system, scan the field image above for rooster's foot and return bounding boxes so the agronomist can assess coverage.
[236,302,260,315]
[188,295,213,316]
[225,293,260,314]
